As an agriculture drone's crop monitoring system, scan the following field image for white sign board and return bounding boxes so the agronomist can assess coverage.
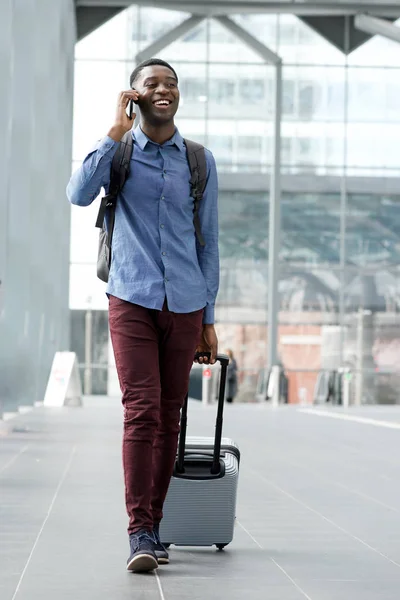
[44,352,83,407]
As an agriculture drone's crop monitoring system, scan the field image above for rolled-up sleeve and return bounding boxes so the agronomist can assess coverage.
[197,150,219,325]
[66,136,118,206]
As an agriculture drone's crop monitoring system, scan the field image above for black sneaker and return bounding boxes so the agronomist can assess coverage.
[153,523,170,565]
[127,530,158,573]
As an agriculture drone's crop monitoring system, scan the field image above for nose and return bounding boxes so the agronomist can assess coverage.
[156,82,170,94]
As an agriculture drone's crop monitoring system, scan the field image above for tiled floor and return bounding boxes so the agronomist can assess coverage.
[2,398,400,599]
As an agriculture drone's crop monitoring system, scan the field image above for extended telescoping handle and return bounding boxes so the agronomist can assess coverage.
[176,353,230,475]
[176,393,189,474]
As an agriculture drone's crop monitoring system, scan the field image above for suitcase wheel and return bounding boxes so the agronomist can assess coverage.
[216,544,227,551]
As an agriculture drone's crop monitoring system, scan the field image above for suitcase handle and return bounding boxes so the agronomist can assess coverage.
[194,351,229,367]
[176,353,229,476]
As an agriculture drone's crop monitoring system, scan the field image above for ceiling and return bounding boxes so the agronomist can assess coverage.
[75,1,400,52]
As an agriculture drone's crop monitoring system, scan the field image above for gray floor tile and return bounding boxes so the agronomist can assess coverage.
[2,399,400,599]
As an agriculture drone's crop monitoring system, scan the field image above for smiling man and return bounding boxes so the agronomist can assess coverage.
[67,59,219,573]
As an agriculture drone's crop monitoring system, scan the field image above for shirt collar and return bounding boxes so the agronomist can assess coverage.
[133,125,184,152]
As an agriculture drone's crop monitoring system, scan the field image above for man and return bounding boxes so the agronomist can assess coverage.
[67,58,219,573]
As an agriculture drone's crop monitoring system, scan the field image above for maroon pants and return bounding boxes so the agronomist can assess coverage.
[109,296,203,534]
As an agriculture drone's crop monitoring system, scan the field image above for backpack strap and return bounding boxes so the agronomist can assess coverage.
[95,131,134,249]
[184,139,207,247]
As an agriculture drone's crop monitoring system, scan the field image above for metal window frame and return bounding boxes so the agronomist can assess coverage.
[76,2,400,18]
[355,14,400,44]
[135,15,205,63]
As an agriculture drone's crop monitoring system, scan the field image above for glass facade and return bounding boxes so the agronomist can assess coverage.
[70,7,400,403]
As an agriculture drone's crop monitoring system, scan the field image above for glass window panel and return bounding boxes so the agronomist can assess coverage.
[69,196,102,265]
[348,19,400,67]
[208,63,272,122]
[294,138,321,167]
[346,194,400,268]
[281,138,293,165]
[385,79,400,120]
[208,19,264,64]
[69,264,108,310]
[282,66,345,171]
[237,136,263,168]
[326,137,345,167]
[183,24,207,43]
[348,67,400,124]
[174,118,206,143]
[219,191,268,263]
[282,79,295,116]
[208,135,234,167]
[298,80,320,120]
[277,15,345,66]
[277,265,341,406]
[161,20,207,63]
[326,80,346,121]
[180,78,205,101]
[283,66,345,122]
[348,68,387,122]
[342,268,400,404]
[347,123,400,173]
[239,78,265,103]
[171,62,207,120]
[75,9,131,60]
[239,136,262,152]
[233,14,278,52]
[277,265,400,405]
[281,192,341,267]
[210,79,236,103]
[136,7,189,48]
[279,267,340,317]
[208,64,239,120]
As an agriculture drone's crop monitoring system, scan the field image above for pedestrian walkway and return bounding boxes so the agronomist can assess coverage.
[2,398,400,600]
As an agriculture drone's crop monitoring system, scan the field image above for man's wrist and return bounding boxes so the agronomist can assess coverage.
[107,124,129,142]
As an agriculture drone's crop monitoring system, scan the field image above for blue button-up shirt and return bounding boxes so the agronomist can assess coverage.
[67,126,219,324]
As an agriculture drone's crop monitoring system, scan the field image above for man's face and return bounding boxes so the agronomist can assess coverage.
[134,65,180,124]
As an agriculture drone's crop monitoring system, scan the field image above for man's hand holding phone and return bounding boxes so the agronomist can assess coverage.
[108,90,139,142]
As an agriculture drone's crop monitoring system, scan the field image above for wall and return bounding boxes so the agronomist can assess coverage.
[0,0,76,414]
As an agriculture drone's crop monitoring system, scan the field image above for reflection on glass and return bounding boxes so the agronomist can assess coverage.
[208,135,234,166]
[237,136,263,167]
[135,7,188,46]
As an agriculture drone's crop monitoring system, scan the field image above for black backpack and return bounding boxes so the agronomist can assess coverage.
[95,131,207,283]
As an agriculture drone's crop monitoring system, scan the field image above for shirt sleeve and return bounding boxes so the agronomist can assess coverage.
[66,136,119,206]
[197,150,220,325]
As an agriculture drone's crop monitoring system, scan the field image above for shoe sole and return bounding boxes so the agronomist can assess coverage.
[127,553,158,573]
[157,557,170,565]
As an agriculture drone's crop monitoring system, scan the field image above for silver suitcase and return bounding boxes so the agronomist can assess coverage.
[160,354,240,550]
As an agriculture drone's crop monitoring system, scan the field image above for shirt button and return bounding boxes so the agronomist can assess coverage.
[161,196,165,200]
[162,252,166,256]
[164,277,169,283]
[160,224,164,229]
[163,169,167,174]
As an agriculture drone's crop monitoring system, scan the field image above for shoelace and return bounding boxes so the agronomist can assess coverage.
[130,532,154,553]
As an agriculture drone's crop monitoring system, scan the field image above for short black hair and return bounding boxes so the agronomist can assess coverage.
[130,58,179,88]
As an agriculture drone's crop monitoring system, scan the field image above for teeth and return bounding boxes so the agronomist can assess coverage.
[155,101,169,105]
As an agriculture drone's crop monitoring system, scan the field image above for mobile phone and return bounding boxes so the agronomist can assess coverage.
[128,99,134,120]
